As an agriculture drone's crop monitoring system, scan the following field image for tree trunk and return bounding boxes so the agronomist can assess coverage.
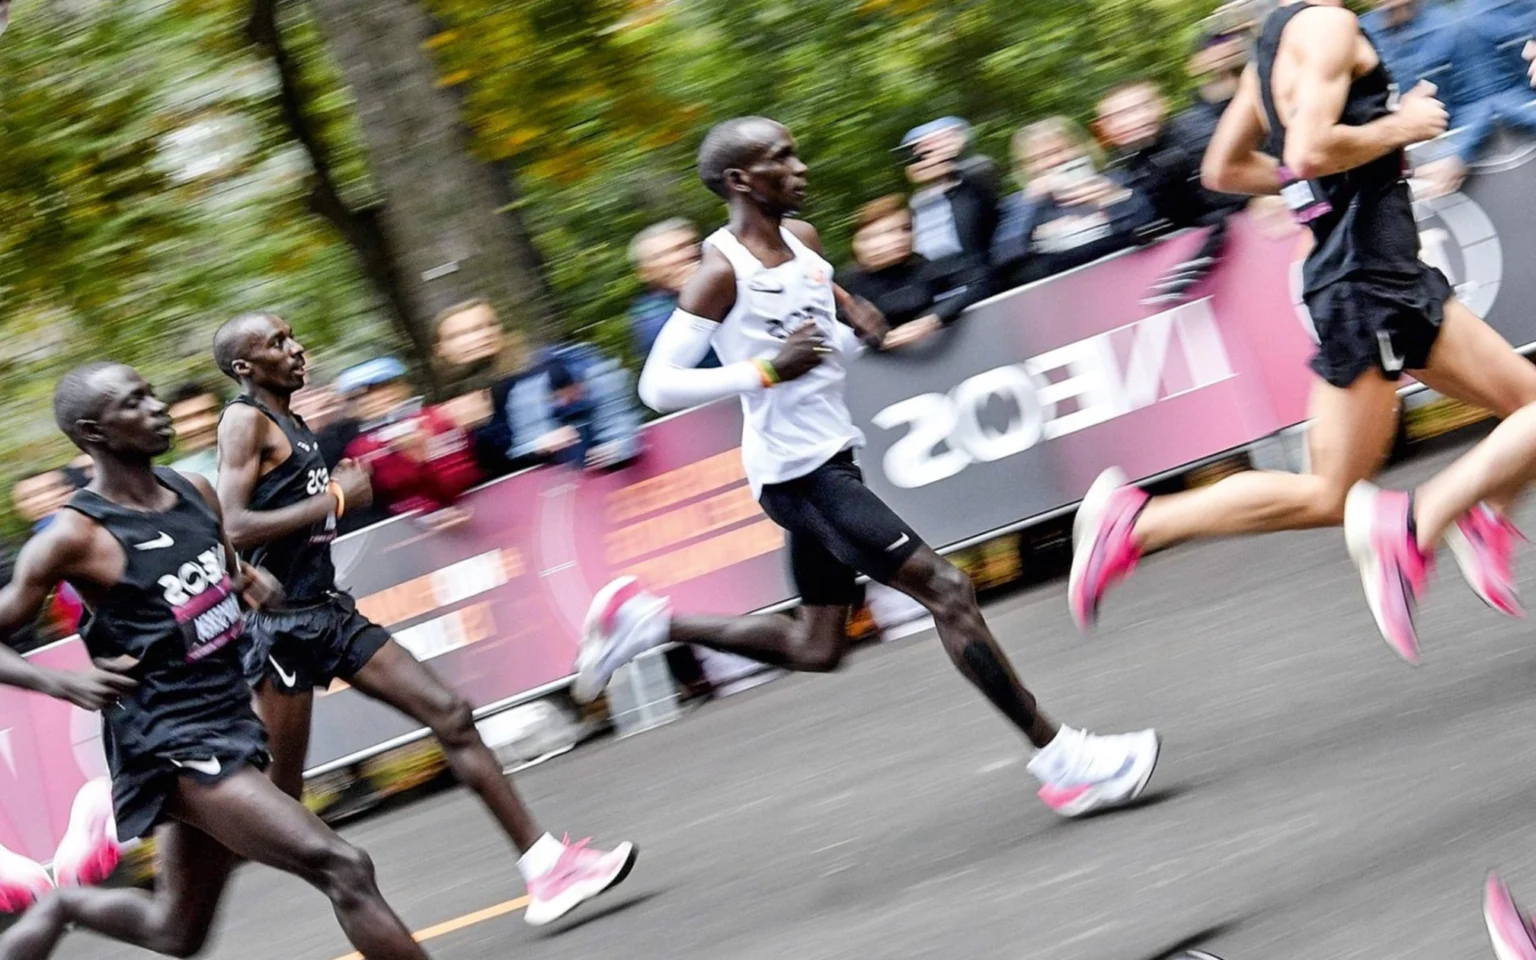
[299,0,555,350]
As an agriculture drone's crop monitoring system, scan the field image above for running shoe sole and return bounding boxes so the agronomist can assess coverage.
[1069,467,1129,632]
[0,843,52,914]
[1344,482,1420,665]
[524,842,639,927]
[52,777,120,888]
[1044,731,1162,818]
[572,577,641,705]
[1485,872,1536,960]
[1447,520,1523,618]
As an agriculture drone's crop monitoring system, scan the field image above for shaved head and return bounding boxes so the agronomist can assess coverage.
[213,311,281,380]
[53,362,129,449]
[697,117,783,198]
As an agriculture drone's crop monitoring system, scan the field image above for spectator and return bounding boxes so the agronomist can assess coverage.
[1436,0,1536,193]
[840,195,988,349]
[507,342,642,471]
[166,381,223,484]
[992,117,1157,286]
[900,117,1000,275]
[291,381,356,469]
[1363,0,1468,197]
[431,297,531,477]
[627,219,718,367]
[1182,1,1260,148]
[339,357,483,529]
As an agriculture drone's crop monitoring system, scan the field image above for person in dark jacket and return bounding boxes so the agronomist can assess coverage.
[840,195,989,350]
[992,117,1157,287]
[900,117,1000,282]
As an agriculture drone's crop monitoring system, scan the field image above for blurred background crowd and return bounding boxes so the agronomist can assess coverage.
[5,0,1536,657]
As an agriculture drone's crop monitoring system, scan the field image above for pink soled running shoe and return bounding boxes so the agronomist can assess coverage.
[1344,482,1433,664]
[1484,872,1536,960]
[1447,503,1525,619]
[0,841,52,914]
[523,835,638,927]
[1029,727,1161,818]
[52,777,120,888]
[1069,467,1148,633]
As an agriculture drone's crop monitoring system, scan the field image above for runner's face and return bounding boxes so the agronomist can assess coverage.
[236,316,308,393]
[93,367,174,458]
[737,125,809,216]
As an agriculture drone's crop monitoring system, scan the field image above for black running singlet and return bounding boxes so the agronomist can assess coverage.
[226,395,337,602]
[64,469,250,736]
[1255,2,1425,292]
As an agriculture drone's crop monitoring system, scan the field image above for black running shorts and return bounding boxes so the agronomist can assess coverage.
[757,451,926,607]
[1304,264,1453,388]
[240,592,392,695]
[107,707,269,841]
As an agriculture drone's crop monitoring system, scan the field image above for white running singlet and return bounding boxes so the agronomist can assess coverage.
[706,226,865,497]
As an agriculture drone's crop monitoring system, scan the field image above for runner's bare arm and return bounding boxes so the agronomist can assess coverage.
[1202,65,1281,196]
[637,246,767,413]
[1281,6,1446,179]
[216,403,336,551]
[0,520,137,707]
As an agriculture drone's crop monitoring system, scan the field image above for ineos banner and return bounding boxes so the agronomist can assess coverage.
[5,144,1534,863]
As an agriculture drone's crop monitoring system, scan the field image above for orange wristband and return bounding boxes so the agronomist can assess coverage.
[326,480,346,518]
[754,359,780,388]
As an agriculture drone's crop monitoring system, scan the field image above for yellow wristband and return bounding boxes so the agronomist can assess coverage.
[326,480,346,519]
[755,359,780,388]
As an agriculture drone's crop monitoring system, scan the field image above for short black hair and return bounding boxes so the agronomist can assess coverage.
[212,311,280,380]
[168,381,221,407]
[697,117,780,199]
[53,361,123,449]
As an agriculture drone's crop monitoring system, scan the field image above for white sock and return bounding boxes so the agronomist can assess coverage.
[1026,725,1087,784]
[517,833,565,881]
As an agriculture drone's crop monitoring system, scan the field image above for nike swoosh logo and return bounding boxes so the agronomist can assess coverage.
[172,757,222,777]
[134,532,174,551]
[269,657,298,689]
[886,532,911,552]
[1377,330,1406,373]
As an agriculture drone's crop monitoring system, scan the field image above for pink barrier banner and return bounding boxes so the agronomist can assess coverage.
[0,211,1365,862]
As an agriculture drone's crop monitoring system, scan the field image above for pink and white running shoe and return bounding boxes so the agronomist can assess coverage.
[1069,467,1148,633]
[0,841,52,914]
[1447,503,1525,618]
[524,835,638,927]
[1484,872,1536,960]
[1032,728,1161,818]
[52,777,120,888]
[1344,481,1433,664]
[572,577,671,705]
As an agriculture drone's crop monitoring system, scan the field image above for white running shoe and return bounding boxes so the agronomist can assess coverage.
[0,841,52,914]
[52,777,120,888]
[572,577,670,705]
[1031,728,1161,818]
[524,836,638,927]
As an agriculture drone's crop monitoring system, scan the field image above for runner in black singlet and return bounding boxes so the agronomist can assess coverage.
[0,362,429,960]
[211,312,634,927]
[1069,0,1536,665]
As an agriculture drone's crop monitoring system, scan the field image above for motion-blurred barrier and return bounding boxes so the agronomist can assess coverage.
[4,140,1534,865]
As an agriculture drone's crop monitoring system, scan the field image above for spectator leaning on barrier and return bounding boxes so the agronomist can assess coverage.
[1442,0,1536,185]
[340,357,483,530]
[991,117,1157,287]
[900,117,1000,276]
[1363,0,1470,198]
[506,341,642,472]
[840,194,989,350]
[432,297,533,478]
[627,219,719,368]
[166,380,223,484]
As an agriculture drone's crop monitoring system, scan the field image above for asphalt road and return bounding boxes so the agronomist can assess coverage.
[53,435,1536,960]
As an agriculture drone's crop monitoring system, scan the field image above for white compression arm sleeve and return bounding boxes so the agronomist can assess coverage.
[638,309,764,413]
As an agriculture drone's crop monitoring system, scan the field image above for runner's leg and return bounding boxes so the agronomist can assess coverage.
[250,679,313,799]
[1132,371,1402,552]
[0,823,235,960]
[347,642,540,852]
[171,766,428,960]
[669,604,854,673]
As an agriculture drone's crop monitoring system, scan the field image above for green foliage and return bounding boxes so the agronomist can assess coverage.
[425,0,1221,361]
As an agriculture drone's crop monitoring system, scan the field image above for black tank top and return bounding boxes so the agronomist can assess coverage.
[64,469,250,738]
[226,395,337,602]
[1256,2,1424,292]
